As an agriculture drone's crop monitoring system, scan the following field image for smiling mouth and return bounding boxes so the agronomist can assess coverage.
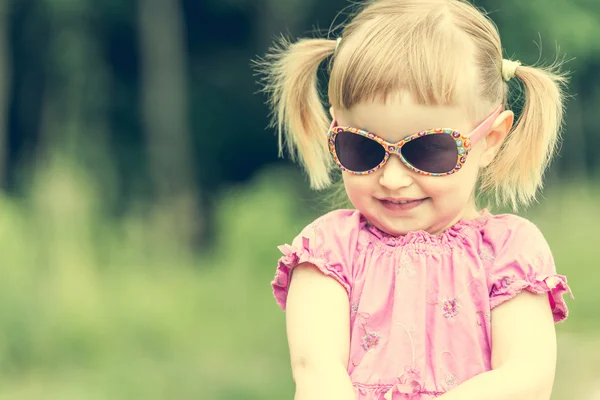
[385,199,418,204]
[378,197,428,211]
[378,197,426,203]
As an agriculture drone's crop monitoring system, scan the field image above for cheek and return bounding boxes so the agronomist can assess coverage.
[418,176,452,196]
[342,173,377,198]
[420,170,477,199]
[437,145,484,191]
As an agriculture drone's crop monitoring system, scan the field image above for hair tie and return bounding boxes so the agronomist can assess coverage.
[335,37,342,54]
[502,59,521,82]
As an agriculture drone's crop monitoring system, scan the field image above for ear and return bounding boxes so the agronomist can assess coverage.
[479,110,514,167]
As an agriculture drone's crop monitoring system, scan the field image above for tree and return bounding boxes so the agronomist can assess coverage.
[138,0,202,245]
[0,2,10,188]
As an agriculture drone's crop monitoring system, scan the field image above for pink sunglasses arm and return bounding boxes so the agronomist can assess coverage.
[468,105,504,145]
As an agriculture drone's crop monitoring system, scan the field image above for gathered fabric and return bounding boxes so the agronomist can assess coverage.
[272,209,572,399]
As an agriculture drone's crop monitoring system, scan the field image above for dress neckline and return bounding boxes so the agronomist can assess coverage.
[362,210,491,247]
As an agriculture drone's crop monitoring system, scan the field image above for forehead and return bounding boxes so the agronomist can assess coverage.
[334,91,473,142]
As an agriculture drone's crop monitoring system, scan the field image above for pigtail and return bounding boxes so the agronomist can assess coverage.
[480,63,568,210]
[257,37,337,189]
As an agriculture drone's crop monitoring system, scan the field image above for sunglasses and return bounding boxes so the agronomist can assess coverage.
[328,105,503,176]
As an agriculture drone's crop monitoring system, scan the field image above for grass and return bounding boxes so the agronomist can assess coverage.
[0,158,596,399]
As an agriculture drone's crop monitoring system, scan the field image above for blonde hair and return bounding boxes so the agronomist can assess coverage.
[257,0,567,210]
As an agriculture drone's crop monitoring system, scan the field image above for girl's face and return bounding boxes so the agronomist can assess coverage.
[333,92,505,236]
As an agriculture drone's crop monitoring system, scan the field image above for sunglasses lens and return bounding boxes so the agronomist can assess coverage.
[335,130,386,172]
[401,134,458,173]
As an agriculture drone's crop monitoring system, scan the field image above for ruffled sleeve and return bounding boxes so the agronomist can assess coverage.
[485,217,573,323]
[271,210,357,311]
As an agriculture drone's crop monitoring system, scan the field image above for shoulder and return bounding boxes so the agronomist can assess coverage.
[481,214,571,322]
[482,212,542,234]
[305,209,362,235]
[481,213,549,253]
[481,213,556,283]
[286,208,363,262]
[273,209,360,310]
[478,213,556,286]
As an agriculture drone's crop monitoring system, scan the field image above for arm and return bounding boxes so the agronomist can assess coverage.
[286,262,356,400]
[438,291,557,400]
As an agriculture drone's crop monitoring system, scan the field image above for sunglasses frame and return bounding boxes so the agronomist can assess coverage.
[327,105,504,177]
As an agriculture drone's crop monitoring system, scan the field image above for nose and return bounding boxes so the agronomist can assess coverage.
[378,155,414,190]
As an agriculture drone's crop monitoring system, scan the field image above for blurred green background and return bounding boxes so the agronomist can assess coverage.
[0,0,598,399]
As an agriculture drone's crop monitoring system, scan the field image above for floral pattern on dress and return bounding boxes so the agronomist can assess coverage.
[356,312,381,352]
[479,242,496,262]
[396,251,416,278]
[362,332,381,351]
[489,276,516,297]
[444,372,458,388]
[442,298,459,318]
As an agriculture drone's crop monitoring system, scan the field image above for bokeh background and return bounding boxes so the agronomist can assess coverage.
[0,0,598,399]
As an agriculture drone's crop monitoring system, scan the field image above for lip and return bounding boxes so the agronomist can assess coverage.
[377,197,426,203]
[377,197,428,213]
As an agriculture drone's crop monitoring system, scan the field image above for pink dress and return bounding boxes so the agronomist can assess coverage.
[271,209,572,399]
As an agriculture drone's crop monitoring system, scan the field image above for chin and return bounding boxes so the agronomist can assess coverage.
[369,217,420,237]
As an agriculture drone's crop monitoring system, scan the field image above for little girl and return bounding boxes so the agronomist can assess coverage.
[260,0,573,399]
